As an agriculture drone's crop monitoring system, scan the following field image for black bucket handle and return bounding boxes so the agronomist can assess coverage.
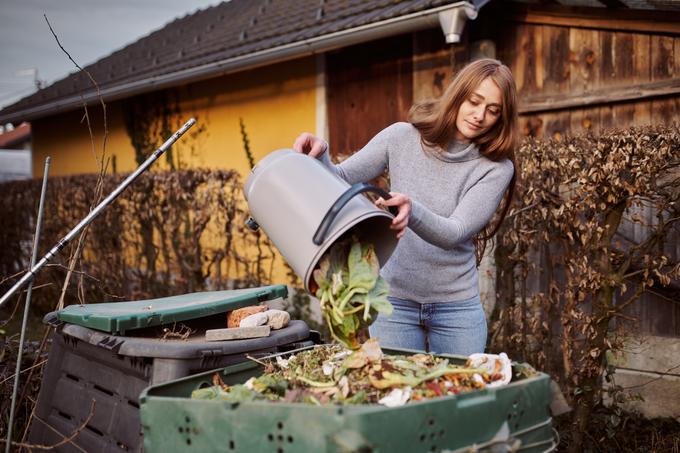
[312,183,398,246]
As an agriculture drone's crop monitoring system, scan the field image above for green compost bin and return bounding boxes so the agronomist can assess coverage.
[56,284,288,334]
[140,346,557,453]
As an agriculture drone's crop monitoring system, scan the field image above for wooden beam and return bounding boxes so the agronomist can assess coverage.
[508,5,680,35]
[519,78,680,114]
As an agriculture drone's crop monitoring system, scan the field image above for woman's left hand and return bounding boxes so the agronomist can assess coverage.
[376,192,411,239]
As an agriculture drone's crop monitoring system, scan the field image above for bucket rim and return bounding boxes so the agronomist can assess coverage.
[303,210,396,293]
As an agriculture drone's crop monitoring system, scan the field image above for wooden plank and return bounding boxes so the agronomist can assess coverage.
[412,29,452,102]
[569,106,601,135]
[600,98,660,131]
[601,31,642,84]
[542,25,568,94]
[602,100,654,130]
[632,101,653,127]
[518,78,680,114]
[650,35,676,126]
[327,34,413,158]
[611,33,651,129]
[677,36,680,80]
[519,114,544,138]
[652,35,675,82]
[541,111,570,140]
[450,39,469,76]
[601,30,616,84]
[651,98,679,126]
[630,33,652,126]
[534,26,545,93]
[510,26,526,95]
[569,27,600,93]
[631,33,651,84]
[608,102,653,131]
[205,326,271,341]
[508,11,680,35]
[601,102,631,131]
[601,31,628,132]
[498,22,519,80]
[514,24,543,97]
[600,104,615,131]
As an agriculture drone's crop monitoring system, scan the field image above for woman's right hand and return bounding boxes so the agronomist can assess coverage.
[376,192,411,239]
[293,132,327,158]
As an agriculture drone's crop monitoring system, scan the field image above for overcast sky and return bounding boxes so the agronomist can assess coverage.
[0,0,223,110]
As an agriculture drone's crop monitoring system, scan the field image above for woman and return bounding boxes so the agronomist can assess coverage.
[293,58,518,355]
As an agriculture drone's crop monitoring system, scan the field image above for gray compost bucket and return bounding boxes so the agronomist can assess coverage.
[244,149,398,292]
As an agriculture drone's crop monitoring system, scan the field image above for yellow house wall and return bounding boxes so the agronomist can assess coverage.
[32,104,131,176]
[32,57,317,175]
[30,57,318,286]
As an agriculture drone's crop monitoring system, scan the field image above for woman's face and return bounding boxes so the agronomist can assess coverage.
[454,77,502,143]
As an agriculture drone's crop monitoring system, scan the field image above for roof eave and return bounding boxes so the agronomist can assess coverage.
[0,1,476,124]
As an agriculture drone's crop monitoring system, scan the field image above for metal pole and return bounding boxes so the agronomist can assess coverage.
[0,118,196,308]
[5,157,50,453]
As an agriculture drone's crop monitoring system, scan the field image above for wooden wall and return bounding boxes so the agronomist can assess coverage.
[326,34,413,159]
[404,5,680,139]
[496,6,680,138]
[323,6,678,151]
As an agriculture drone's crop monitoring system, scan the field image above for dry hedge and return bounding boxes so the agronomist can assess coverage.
[490,124,680,450]
[0,169,278,316]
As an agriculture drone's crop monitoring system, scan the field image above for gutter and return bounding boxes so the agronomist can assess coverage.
[0,2,477,124]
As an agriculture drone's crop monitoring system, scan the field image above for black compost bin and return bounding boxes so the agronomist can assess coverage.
[28,285,319,452]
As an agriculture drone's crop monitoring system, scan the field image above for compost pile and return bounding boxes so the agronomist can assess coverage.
[192,340,511,406]
[192,238,514,406]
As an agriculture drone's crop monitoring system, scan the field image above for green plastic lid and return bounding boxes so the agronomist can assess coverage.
[56,285,288,335]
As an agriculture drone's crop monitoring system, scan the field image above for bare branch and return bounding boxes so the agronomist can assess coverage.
[620,362,680,390]
[613,284,646,313]
[44,14,109,308]
[646,288,680,305]
[507,202,540,219]
[44,14,108,168]
[0,269,29,286]
[622,269,646,280]
[0,359,48,386]
[1,400,95,451]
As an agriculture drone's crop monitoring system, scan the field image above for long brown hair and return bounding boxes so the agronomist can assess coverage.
[408,58,518,259]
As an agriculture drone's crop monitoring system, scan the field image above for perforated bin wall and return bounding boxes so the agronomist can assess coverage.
[140,347,557,453]
[28,320,316,453]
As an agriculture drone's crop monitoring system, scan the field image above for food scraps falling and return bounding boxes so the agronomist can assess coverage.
[313,239,392,350]
[191,340,513,407]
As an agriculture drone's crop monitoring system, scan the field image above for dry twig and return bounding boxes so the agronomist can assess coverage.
[160,323,195,341]
[1,399,95,451]
[0,359,48,386]
[44,14,109,309]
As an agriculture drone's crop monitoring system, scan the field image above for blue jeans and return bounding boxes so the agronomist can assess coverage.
[368,295,487,355]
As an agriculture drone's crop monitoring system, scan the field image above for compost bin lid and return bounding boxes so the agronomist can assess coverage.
[56,284,288,335]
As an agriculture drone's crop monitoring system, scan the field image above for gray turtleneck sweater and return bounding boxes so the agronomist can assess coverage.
[320,122,514,303]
